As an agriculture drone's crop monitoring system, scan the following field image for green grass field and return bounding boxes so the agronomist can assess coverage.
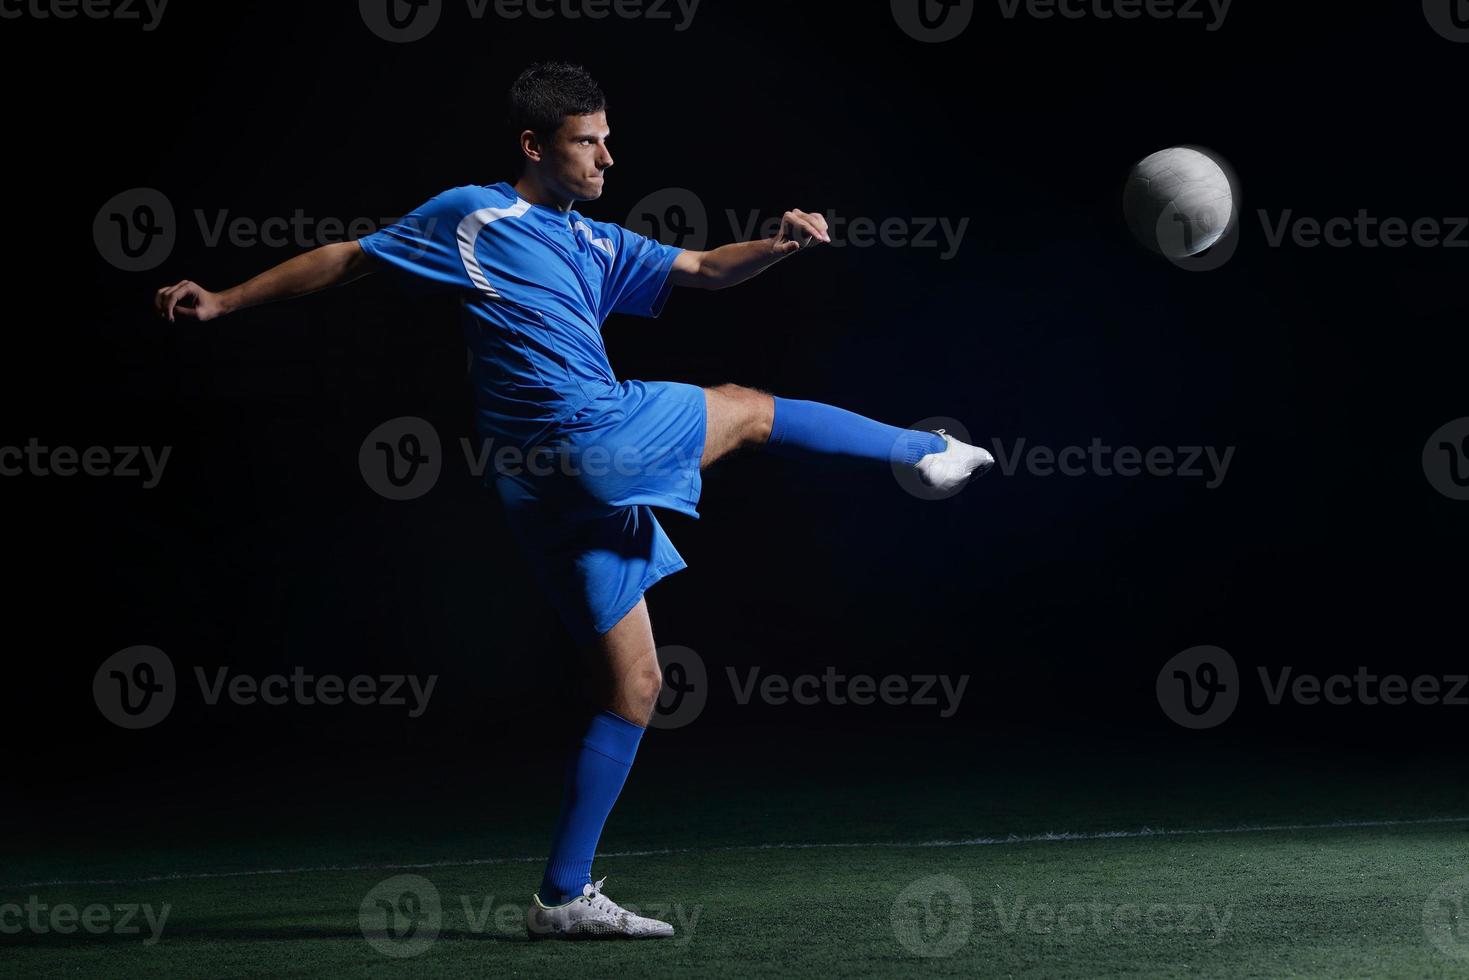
[7,730,1469,977]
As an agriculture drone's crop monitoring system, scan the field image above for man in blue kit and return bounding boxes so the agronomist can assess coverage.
[153,62,993,940]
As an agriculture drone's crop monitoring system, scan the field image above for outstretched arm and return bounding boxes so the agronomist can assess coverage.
[153,240,378,322]
[669,208,830,291]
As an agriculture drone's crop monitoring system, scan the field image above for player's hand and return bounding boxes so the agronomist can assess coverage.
[773,209,830,256]
[153,280,227,323]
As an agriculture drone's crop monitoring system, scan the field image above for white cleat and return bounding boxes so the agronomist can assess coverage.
[913,428,995,492]
[525,877,674,941]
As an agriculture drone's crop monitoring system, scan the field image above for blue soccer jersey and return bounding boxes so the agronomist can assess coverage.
[357,182,683,450]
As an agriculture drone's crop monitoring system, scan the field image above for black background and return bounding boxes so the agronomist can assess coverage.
[5,0,1467,819]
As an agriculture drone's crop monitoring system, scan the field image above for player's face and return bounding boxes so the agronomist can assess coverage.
[546,111,613,202]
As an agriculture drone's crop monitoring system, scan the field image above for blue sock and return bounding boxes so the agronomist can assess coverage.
[765,396,946,467]
[538,710,645,906]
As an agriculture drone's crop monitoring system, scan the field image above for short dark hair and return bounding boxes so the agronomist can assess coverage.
[507,62,607,142]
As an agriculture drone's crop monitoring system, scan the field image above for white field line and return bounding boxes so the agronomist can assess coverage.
[7,815,1469,890]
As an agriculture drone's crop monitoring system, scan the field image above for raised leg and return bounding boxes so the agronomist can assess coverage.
[700,384,992,489]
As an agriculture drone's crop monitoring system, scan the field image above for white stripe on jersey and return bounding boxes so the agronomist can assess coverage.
[572,219,615,256]
[456,199,532,298]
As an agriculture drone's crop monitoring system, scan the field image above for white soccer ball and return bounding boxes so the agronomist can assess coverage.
[1123,146,1235,258]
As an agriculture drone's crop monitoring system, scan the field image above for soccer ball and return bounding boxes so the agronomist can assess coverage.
[1123,146,1235,258]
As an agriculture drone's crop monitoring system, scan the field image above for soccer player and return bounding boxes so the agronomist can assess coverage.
[152,62,993,940]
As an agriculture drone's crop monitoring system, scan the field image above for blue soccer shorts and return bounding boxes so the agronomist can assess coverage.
[492,379,708,644]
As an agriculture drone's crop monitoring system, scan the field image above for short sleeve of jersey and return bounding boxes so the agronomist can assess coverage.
[357,186,479,289]
[591,221,683,321]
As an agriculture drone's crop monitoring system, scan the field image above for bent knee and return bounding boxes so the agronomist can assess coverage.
[709,383,774,446]
[625,664,663,719]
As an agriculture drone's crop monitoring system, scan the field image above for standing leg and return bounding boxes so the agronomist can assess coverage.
[536,597,661,906]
